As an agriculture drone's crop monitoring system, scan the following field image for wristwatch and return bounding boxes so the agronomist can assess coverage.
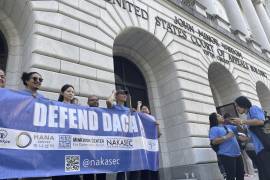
[222,136,227,140]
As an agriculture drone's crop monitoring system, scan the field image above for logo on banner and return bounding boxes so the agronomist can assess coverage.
[0,129,10,144]
[148,141,156,151]
[73,137,105,147]
[59,135,71,149]
[0,129,7,139]
[16,132,32,148]
[106,138,133,148]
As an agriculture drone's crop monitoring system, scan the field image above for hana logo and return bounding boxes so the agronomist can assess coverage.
[16,132,32,148]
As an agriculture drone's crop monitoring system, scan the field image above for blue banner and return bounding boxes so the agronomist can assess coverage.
[0,89,159,179]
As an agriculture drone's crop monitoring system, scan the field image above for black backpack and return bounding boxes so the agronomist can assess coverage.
[210,126,229,153]
[249,119,270,151]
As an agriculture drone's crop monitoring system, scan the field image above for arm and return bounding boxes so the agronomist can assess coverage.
[136,101,142,112]
[212,131,234,145]
[232,118,264,126]
[106,90,115,108]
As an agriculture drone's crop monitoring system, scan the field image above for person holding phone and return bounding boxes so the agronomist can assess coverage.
[232,96,270,180]
[209,113,244,180]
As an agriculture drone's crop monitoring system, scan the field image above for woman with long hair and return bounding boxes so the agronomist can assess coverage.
[20,72,44,98]
[52,84,79,180]
[209,113,244,180]
[58,84,75,103]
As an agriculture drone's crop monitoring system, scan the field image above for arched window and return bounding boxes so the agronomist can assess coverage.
[0,31,8,71]
[114,56,149,108]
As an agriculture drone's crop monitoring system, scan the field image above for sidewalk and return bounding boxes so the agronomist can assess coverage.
[245,173,259,180]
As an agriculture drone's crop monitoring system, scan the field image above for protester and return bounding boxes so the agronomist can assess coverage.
[83,95,106,180]
[0,69,6,88]
[209,113,244,180]
[87,95,99,107]
[106,89,131,180]
[58,84,75,103]
[52,84,79,180]
[232,96,270,180]
[20,72,44,98]
[137,101,160,180]
[224,113,255,177]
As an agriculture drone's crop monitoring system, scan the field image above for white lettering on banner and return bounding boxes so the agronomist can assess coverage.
[121,114,129,133]
[88,111,98,131]
[129,115,138,133]
[59,107,68,128]
[69,108,77,129]
[33,103,138,133]
[83,157,120,167]
[112,114,122,132]
[48,105,58,128]
[33,103,47,127]
[103,113,112,131]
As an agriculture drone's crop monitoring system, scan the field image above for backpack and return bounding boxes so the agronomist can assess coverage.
[249,119,270,151]
[210,126,229,153]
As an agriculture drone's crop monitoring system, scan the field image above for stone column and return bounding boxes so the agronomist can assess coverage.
[240,0,270,50]
[222,0,249,35]
[196,0,216,15]
[254,0,270,42]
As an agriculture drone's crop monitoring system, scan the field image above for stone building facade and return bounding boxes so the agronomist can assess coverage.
[1,0,270,179]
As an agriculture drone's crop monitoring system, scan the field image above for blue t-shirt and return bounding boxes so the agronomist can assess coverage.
[19,89,45,98]
[246,105,265,154]
[226,124,238,134]
[209,125,241,157]
[112,104,130,111]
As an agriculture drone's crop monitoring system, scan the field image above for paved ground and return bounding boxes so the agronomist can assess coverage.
[245,173,259,180]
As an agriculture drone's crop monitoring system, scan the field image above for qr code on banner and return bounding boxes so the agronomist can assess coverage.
[59,135,71,149]
[65,155,80,172]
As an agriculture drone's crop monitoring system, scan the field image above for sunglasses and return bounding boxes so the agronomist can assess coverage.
[32,77,43,82]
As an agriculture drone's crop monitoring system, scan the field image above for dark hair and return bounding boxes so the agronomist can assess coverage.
[58,84,74,102]
[223,113,231,119]
[235,96,252,109]
[21,72,41,86]
[209,112,219,128]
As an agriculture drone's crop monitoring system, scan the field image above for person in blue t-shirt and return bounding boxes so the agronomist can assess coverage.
[209,113,244,180]
[106,89,133,180]
[20,72,44,98]
[232,96,270,180]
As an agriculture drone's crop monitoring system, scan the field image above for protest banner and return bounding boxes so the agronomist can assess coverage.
[0,89,158,179]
